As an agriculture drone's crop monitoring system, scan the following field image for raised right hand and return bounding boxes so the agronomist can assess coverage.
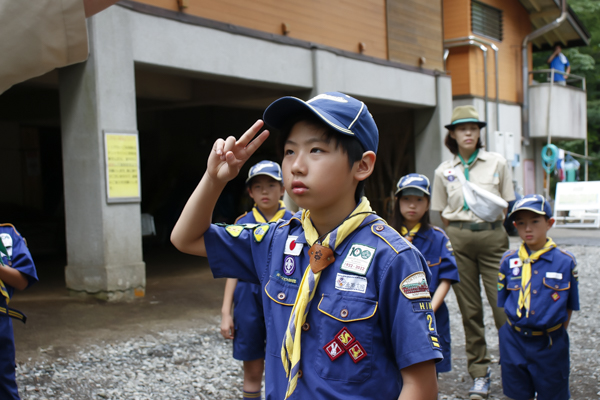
[207,120,270,183]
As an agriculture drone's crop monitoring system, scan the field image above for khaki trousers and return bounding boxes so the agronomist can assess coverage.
[446,224,508,379]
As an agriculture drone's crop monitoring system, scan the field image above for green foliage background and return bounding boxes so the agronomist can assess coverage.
[532,0,600,181]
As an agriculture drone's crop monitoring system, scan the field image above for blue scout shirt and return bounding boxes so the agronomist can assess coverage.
[0,224,38,298]
[497,247,579,329]
[411,226,459,294]
[0,224,38,400]
[205,212,443,400]
[549,53,569,82]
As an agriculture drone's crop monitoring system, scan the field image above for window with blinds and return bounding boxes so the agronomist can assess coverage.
[471,1,503,42]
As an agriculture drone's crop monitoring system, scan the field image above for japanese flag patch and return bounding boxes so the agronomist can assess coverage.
[340,243,375,276]
[399,271,431,300]
[284,235,303,256]
[509,258,522,268]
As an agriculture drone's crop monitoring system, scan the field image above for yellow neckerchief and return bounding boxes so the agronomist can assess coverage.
[400,223,421,243]
[281,198,374,398]
[0,241,11,302]
[516,238,556,318]
[252,200,287,223]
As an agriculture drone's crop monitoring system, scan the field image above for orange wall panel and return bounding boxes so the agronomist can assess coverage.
[131,0,388,60]
[444,0,532,103]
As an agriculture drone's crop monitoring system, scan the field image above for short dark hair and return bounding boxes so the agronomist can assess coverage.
[391,194,432,232]
[276,112,366,203]
[246,175,284,189]
[444,130,484,155]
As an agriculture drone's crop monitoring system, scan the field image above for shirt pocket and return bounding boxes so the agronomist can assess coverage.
[446,181,463,211]
[314,293,378,383]
[543,277,570,291]
[507,279,521,291]
[264,278,298,357]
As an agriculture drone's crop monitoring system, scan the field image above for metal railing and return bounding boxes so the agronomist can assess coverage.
[529,69,586,90]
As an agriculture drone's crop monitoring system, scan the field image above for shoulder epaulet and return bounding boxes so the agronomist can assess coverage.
[500,249,517,264]
[278,216,301,229]
[431,226,449,240]
[370,223,411,254]
[0,224,20,237]
[558,248,577,266]
[234,212,248,224]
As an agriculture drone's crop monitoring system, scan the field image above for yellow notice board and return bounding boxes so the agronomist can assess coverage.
[104,132,141,203]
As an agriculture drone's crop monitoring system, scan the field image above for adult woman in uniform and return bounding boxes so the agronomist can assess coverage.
[431,106,515,400]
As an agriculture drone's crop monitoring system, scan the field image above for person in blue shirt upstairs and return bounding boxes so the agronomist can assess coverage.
[220,160,293,400]
[171,92,442,399]
[547,44,570,85]
[0,224,38,400]
[391,173,459,376]
[497,195,579,400]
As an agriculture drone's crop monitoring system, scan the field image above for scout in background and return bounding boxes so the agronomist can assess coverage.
[171,92,442,399]
[497,195,579,400]
[220,160,293,400]
[392,173,459,375]
[0,224,38,399]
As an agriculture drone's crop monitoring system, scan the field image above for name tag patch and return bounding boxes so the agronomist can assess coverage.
[340,243,375,276]
[284,235,303,256]
[400,271,431,300]
[412,301,433,313]
[335,273,367,294]
[546,272,563,279]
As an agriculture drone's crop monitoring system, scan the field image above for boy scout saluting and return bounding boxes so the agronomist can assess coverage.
[172,92,442,400]
[498,195,579,400]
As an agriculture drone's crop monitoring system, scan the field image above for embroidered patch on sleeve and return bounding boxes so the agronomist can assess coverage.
[347,342,367,363]
[253,224,270,243]
[225,225,244,238]
[399,271,431,300]
[412,301,433,313]
[429,334,442,350]
[445,239,453,253]
[497,282,504,291]
[572,266,579,280]
[498,272,505,281]
[340,243,376,276]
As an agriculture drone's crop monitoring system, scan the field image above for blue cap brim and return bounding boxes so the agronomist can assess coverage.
[245,172,283,183]
[395,186,430,196]
[263,96,355,138]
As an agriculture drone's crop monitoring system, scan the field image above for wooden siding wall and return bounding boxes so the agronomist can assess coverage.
[386,0,444,71]
[443,0,532,103]
[134,0,388,60]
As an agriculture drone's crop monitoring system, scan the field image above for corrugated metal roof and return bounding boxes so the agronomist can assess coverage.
[518,0,590,51]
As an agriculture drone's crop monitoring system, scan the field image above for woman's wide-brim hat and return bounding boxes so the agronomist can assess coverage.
[444,105,487,130]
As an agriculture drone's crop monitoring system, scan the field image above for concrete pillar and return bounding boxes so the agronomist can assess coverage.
[415,75,453,227]
[58,8,145,301]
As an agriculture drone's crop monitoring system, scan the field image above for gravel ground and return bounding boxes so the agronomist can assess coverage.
[15,245,600,399]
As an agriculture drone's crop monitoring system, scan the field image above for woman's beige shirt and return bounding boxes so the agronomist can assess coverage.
[0,0,88,94]
[431,149,516,223]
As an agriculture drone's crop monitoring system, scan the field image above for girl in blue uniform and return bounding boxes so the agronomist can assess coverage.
[220,161,293,400]
[392,173,459,374]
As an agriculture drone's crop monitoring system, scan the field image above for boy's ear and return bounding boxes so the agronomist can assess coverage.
[247,186,254,199]
[354,151,376,182]
[547,217,555,229]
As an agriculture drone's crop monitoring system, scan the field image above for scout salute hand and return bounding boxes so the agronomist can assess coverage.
[170,120,269,257]
[209,120,270,183]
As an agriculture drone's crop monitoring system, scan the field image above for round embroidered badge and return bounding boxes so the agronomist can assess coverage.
[283,255,296,276]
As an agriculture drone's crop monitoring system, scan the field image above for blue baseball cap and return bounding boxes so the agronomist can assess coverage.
[509,194,553,219]
[395,173,431,196]
[263,92,379,154]
[246,160,283,183]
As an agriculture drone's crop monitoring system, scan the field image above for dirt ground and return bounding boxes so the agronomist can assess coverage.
[10,229,600,399]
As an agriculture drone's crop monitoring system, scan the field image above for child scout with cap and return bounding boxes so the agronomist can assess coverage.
[497,195,579,400]
[392,174,459,375]
[172,92,443,399]
[220,160,293,400]
[0,224,38,399]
